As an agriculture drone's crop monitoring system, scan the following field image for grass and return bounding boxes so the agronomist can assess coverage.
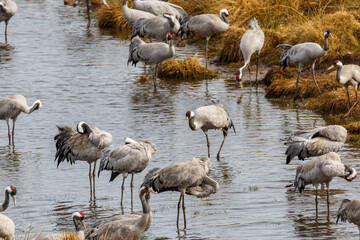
[157,56,218,79]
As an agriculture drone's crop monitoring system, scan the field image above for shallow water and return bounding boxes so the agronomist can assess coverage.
[0,1,360,239]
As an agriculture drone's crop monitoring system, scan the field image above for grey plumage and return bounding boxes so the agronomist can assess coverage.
[236,17,264,86]
[337,199,360,236]
[35,212,86,240]
[0,0,17,43]
[133,0,187,21]
[85,186,152,240]
[122,0,155,26]
[0,186,16,240]
[290,152,357,217]
[98,138,156,210]
[276,30,332,101]
[128,34,175,87]
[285,125,347,164]
[132,13,180,41]
[184,104,235,159]
[142,157,219,229]
[180,9,229,68]
[328,60,360,117]
[0,94,42,145]
[54,122,112,200]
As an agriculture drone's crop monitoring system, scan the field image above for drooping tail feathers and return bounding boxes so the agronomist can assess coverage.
[142,167,162,191]
[275,44,293,70]
[127,37,143,67]
[248,17,259,29]
[131,18,147,39]
[293,165,305,193]
[97,148,114,179]
[285,135,305,164]
[54,126,76,168]
[179,16,191,39]
[336,199,352,224]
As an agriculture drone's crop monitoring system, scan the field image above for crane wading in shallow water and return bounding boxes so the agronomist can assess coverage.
[128,33,175,89]
[54,121,113,201]
[337,199,360,237]
[86,186,153,239]
[288,152,356,218]
[98,138,156,211]
[142,157,219,230]
[180,9,229,69]
[236,17,264,88]
[0,0,17,43]
[285,125,347,164]
[276,30,332,102]
[184,104,235,159]
[0,186,17,240]
[0,94,42,146]
[328,60,360,117]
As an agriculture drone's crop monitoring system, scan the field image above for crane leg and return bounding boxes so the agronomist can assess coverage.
[326,184,330,217]
[177,192,184,230]
[89,164,93,201]
[315,186,318,219]
[217,129,228,159]
[92,161,97,201]
[248,64,252,83]
[182,191,186,229]
[153,64,158,90]
[121,176,126,208]
[204,131,210,158]
[255,53,260,85]
[294,65,302,103]
[345,87,358,117]
[4,20,8,44]
[6,119,10,145]
[11,118,16,146]
[311,62,321,94]
[130,172,134,212]
[205,36,210,69]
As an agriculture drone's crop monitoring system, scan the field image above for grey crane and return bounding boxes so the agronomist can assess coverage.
[0,0,17,43]
[54,121,113,201]
[236,17,264,87]
[35,212,86,240]
[133,0,187,21]
[0,186,16,240]
[285,125,347,164]
[337,199,360,236]
[98,138,156,210]
[180,9,229,68]
[289,152,356,217]
[132,13,180,41]
[328,60,360,117]
[0,94,42,146]
[142,157,218,229]
[0,186,16,212]
[85,186,153,240]
[128,33,175,88]
[276,30,332,101]
[121,0,155,26]
[184,104,235,159]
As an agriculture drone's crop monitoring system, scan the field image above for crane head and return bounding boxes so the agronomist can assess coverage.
[325,29,332,38]
[327,60,342,71]
[344,165,357,182]
[184,111,193,124]
[235,70,244,89]
[7,186,17,207]
[166,33,172,41]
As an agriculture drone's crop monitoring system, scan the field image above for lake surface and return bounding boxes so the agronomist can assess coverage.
[0,1,359,239]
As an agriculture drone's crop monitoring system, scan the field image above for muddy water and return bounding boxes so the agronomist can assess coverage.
[0,1,359,239]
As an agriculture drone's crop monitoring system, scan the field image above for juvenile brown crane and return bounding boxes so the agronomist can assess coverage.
[289,152,356,218]
[0,94,42,145]
[0,186,17,240]
[98,138,156,210]
[142,157,219,229]
[285,125,347,164]
[85,186,153,240]
[54,121,112,201]
[328,60,360,117]
[337,199,360,236]
[184,104,235,159]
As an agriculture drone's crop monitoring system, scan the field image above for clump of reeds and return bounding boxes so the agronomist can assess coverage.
[157,56,217,79]
[95,0,131,30]
[61,232,81,240]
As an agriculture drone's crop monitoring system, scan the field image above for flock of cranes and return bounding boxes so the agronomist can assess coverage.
[1,0,360,239]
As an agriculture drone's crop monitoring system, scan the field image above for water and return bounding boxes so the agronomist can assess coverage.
[0,1,359,239]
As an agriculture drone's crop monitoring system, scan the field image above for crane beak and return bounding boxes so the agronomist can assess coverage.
[327,65,334,71]
[12,195,16,208]
[183,116,189,124]
[81,220,86,230]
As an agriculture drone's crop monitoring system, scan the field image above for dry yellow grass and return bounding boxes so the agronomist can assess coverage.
[157,56,217,79]
[95,0,131,30]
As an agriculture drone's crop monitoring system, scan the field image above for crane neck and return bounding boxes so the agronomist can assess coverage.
[122,0,127,7]
[220,13,229,24]
[0,189,10,212]
[26,100,41,114]
[188,117,197,131]
[323,34,329,51]
[336,65,342,83]
[140,189,151,214]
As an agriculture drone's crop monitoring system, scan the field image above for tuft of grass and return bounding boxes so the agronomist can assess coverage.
[61,232,81,240]
[95,0,131,30]
[157,56,218,79]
